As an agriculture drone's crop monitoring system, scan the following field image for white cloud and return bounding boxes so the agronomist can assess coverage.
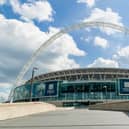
[0,0,6,5]
[0,83,12,88]
[113,46,129,67]
[77,0,95,7]
[0,83,12,102]
[0,13,5,19]
[35,27,86,72]
[37,55,80,72]
[94,36,109,48]
[0,13,86,99]
[117,46,129,57]
[0,14,48,51]
[0,92,8,102]
[88,57,119,68]
[10,0,53,22]
[50,27,85,57]
[85,8,123,35]
[80,36,92,43]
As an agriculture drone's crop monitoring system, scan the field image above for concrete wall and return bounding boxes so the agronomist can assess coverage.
[89,101,129,111]
[0,102,57,120]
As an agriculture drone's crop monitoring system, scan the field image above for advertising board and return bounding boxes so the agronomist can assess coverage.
[44,81,58,97]
[119,79,129,95]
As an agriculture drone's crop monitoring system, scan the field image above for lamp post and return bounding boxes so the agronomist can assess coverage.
[103,85,107,103]
[30,67,38,102]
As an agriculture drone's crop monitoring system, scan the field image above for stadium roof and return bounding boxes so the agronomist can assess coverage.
[28,68,129,83]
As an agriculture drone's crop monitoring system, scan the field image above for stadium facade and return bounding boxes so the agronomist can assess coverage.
[13,68,129,106]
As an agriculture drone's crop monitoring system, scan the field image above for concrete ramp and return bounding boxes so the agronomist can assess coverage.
[89,101,129,111]
[0,102,57,120]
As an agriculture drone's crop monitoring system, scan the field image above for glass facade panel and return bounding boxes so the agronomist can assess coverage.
[13,84,30,101]
[13,79,129,102]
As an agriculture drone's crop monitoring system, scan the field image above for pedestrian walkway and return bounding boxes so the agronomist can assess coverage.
[0,109,129,129]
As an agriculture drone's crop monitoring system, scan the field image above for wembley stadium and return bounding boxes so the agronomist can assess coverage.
[12,68,129,106]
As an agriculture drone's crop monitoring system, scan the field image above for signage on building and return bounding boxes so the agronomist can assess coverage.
[44,81,58,97]
[119,79,129,95]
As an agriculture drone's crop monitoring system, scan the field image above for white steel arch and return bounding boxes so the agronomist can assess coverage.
[9,21,129,102]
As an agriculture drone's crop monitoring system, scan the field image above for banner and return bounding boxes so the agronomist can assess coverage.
[119,79,129,94]
[44,81,58,96]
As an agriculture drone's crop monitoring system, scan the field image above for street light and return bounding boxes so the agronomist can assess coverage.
[103,85,107,103]
[30,67,38,102]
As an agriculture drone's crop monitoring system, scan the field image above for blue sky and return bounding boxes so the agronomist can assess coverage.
[0,0,129,101]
